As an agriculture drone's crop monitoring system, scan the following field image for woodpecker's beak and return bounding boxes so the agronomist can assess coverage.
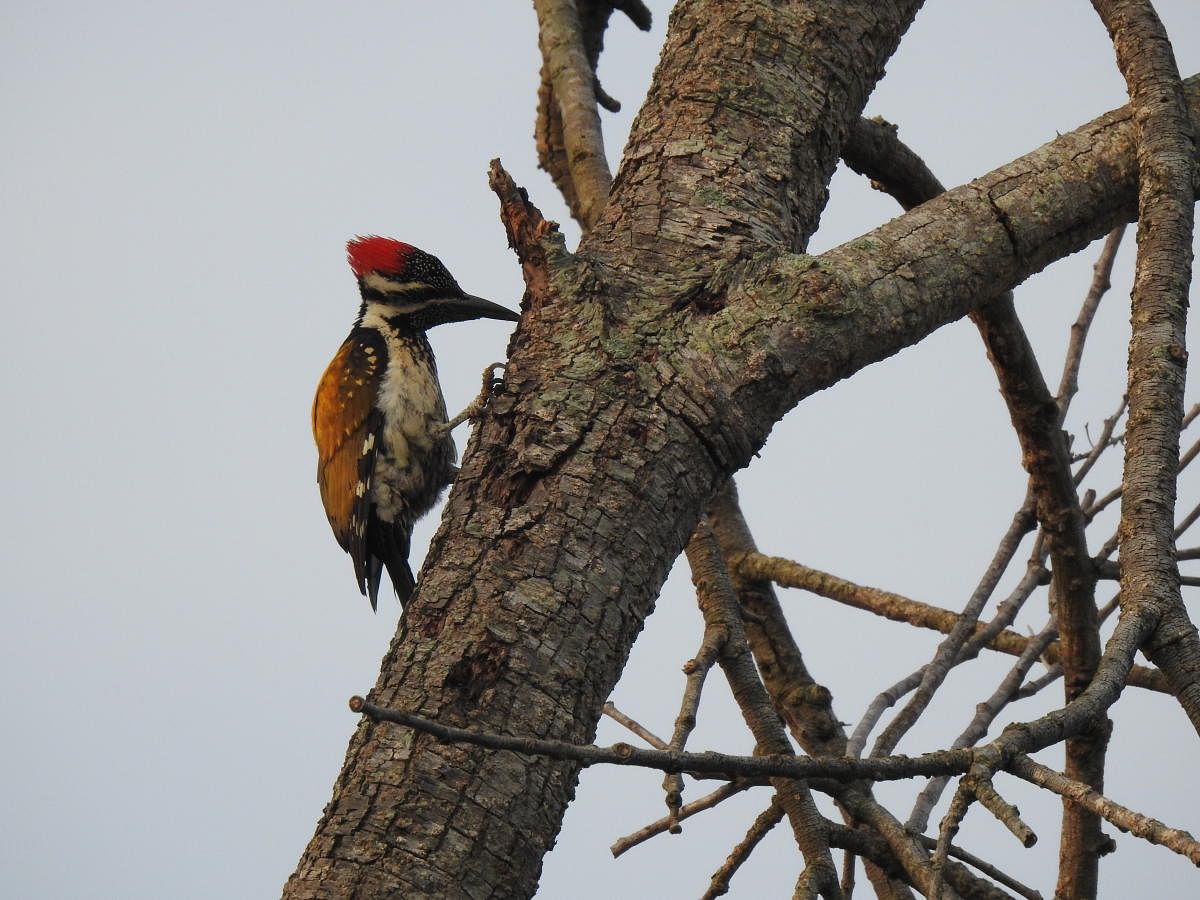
[440,294,522,325]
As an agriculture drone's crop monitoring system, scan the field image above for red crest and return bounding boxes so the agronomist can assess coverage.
[347,236,414,278]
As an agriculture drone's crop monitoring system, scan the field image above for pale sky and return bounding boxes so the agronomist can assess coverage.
[3,2,1199,898]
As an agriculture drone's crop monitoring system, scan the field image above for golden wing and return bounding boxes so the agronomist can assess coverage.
[313,330,385,595]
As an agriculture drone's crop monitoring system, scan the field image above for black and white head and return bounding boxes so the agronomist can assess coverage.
[347,236,520,329]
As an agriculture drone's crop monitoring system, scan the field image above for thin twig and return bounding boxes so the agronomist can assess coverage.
[847,670,924,760]
[1013,595,1122,700]
[1175,499,1200,539]
[870,496,1038,758]
[930,781,973,899]
[610,779,766,857]
[734,552,1041,663]
[912,834,1044,900]
[957,551,1047,662]
[1057,226,1126,420]
[827,817,1027,900]
[736,540,1172,693]
[602,701,668,749]
[908,619,1059,833]
[1009,755,1200,865]
[974,777,1038,847]
[702,800,786,900]
[851,540,1050,757]
[1073,398,1127,486]
[663,625,727,829]
[1085,431,1200,522]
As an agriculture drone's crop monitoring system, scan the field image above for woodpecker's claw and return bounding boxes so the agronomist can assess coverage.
[436,363,508,436]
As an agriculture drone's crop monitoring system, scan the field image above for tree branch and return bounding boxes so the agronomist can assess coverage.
[1057,227,1127,418]
[610,779,766,858]
[695,76,1200,455]
[1092,2,1200,750]
[685,521,841,898]
[702,799,786,900]
[971,291,1110,892]
[839,115,1105,800]
[348,695,974,783]
[908,619,1060,835]
[533,0,615,229]
[1009,755,1200,866]
[708,482,921,900]
[661,618,727,829]
[731,550,1167,693]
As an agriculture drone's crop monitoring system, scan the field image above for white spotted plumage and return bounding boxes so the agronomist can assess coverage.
[359,303,452,525]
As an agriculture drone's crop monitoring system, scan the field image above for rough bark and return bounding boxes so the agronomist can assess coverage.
[1075,4,1198,893]
[285,2,1200,895]
[1092,0,1200,739]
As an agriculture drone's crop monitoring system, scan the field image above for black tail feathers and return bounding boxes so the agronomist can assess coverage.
[384,556,417,608]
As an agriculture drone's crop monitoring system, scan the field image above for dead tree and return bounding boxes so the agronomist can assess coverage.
[285,2,1199,897]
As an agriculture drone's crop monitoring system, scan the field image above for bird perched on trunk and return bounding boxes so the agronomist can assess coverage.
[313,236,520,609]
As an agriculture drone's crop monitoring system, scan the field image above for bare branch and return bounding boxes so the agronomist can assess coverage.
[1014,594,1121,704]
[1084,427,1200,523]
[827,821,1025,900]
[908,619,1060,833]
[487,158,563,317]
[712,482,1020,898]
[842,105,1108,800]
[348,696,982,783]
[686,522,841,897]
[702,800,785,900]
[662,622,727,829]
[973,288,1111,893]
[708,483,918,899]
[737,549,1165,695]
[610,779,766,858]
[366,691,1200,896]
[1009,755,1200,866]
[1057,227,1127,419]
[1073,398,1128,486]
[931,781,975,899]
[533,0,614,228]
[932,767,1040,898]
[867,475,1034,760]
[733,551,1035,659]
[910,834,1044,900]
[1092,0,1200,742]
[601,701,669,749]
[1177,500,1200,539]
[841,116,945,211]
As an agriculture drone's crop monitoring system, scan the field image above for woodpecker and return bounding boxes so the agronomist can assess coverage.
[313,236,520,609]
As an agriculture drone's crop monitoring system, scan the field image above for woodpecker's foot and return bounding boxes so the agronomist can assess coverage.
[436,363,507,436]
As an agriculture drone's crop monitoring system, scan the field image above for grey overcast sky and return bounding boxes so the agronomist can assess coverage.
[3,2,1199,898]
